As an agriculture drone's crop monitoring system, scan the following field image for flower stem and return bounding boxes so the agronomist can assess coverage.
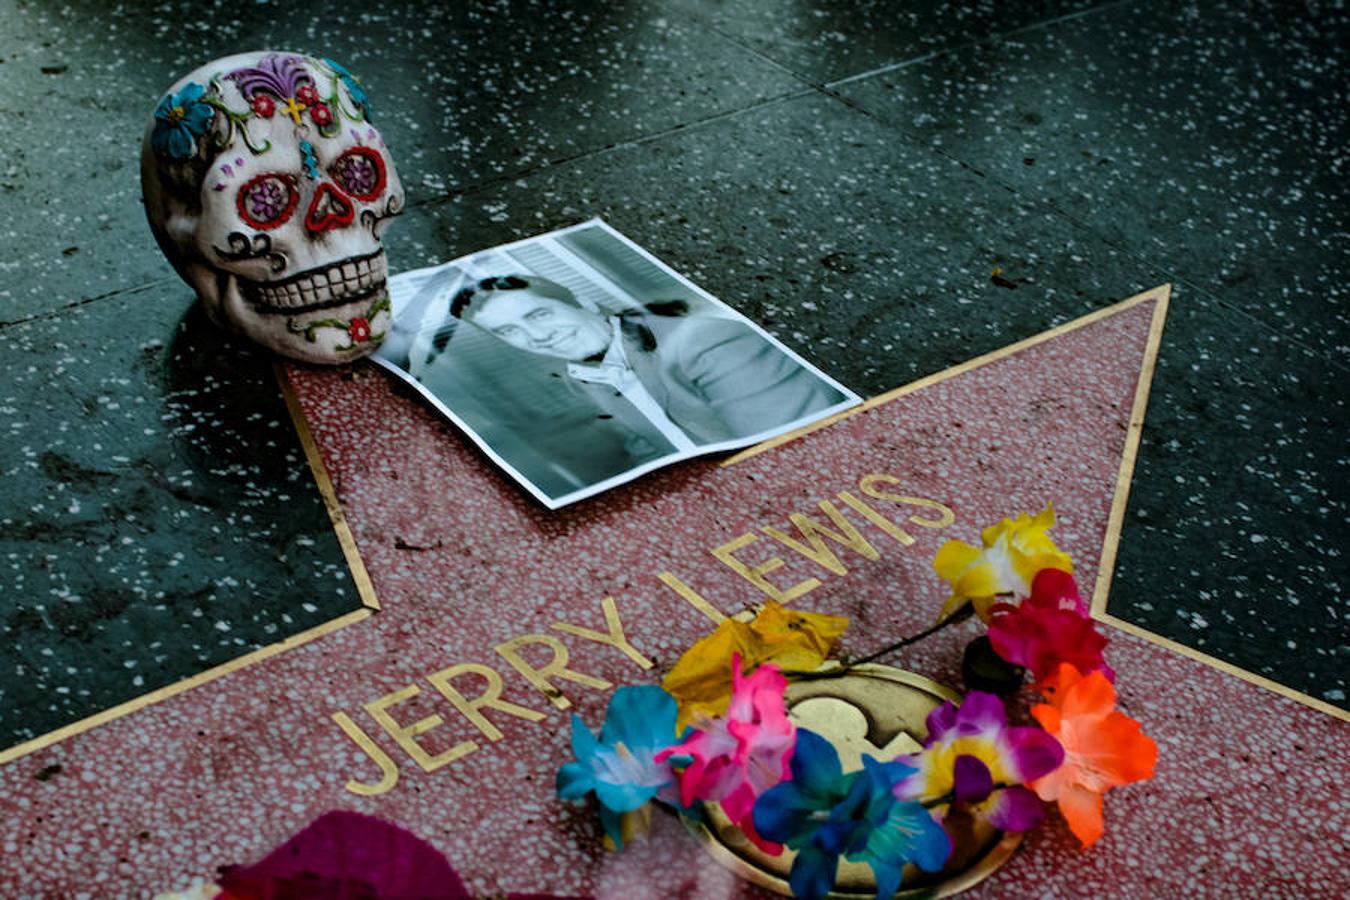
[784,603,978,684]
[847,603,976,668]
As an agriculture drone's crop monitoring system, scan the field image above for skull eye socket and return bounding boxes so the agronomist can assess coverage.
[330,147,387,202]
[236,174,299,231]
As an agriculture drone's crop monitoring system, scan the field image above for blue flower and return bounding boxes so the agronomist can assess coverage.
[753,730,951,900]
[556,685,686,849]
[151,82,214,159]
[323,57,373,118]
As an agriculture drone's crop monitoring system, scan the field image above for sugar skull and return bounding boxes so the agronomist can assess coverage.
[140,52,405,364]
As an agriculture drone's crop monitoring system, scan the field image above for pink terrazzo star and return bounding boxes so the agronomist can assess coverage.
[2,286,1346,898]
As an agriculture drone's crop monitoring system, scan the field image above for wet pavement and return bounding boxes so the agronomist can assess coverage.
[1,0,1344,759]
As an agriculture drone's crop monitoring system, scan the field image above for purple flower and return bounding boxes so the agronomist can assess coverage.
[335,153,377,196]
[894,692,1063,833]
[247,180,285,220]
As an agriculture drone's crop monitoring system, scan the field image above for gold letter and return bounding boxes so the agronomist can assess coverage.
[837,491,916,546]
[365,684,478,772]
[761,500,880,576]
[858,474,956,528]
[330,711,400,796]
[552,596,654,670]
[495,635,612,709]
[427,663,546,742]
[657,571,728,624]
[712,532,820,603]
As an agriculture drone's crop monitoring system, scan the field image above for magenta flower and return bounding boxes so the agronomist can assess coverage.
[894,692,1063,833]
[657,657,796,853]
[217,810,470,898]
[987,569,1114,684]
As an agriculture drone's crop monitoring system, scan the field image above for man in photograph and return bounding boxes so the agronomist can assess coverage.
[446,275,846,449]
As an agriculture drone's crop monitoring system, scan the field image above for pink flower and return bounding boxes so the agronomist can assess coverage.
[987,569,1114,683]
[657,657,796,854]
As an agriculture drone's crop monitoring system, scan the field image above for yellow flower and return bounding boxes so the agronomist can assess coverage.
[932,505,1073,623]
[662,601,847,731]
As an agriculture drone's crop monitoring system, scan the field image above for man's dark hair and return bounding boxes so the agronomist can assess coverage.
[448,275,574,322]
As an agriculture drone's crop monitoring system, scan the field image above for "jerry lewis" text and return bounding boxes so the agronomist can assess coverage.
[330,473,954,796]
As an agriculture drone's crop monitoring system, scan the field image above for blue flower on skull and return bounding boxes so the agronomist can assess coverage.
[151,82,214,159]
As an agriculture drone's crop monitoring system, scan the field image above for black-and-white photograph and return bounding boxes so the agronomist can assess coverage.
[375,220,860,508]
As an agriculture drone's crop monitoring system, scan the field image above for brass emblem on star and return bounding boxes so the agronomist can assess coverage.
[688,664,1021,898]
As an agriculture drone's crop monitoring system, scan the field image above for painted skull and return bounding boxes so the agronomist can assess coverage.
[140,51,405,364]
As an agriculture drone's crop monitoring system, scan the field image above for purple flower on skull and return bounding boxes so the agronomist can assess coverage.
[226,54,313,115]
[247,180,286,221]
[237,175,298,229]
[335,154,377,196]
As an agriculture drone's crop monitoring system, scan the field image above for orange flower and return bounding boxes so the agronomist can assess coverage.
[1028,664,1157,847]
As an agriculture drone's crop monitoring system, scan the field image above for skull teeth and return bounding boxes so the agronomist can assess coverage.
[245,252,389,314]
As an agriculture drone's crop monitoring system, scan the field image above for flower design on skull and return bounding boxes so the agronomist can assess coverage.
[226,55,317,128]
[323,57,374,119]
[331,148,385,200]
[151,82,214,159]
[234,173,299,231]
[143,50,406,365]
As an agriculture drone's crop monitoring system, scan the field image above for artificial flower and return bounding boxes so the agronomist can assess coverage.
[151,82,214,159]
[215,810,470,899]
[324,56,373,117]
[296,83,319,106]
[748,601,849,668]
[250,94,275,118]
[662,601,847,730]
[894,692,1063,833]
[753,729,951,900]
[310,102,334,127]
[657,658,796,853]
[1029,664,1157,847]
[556,685,686,849]
[932,505,1073,622]
[987,568,1114,683]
